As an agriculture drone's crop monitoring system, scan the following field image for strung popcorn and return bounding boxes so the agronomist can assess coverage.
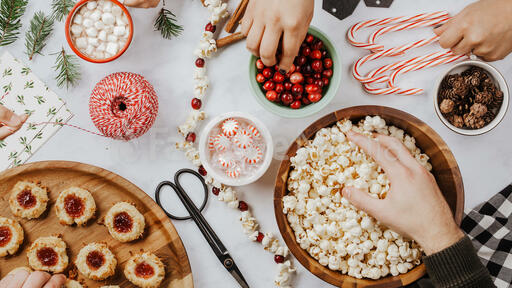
[70,0,131,59]
[284,116,427,280]
[207,118,266,179]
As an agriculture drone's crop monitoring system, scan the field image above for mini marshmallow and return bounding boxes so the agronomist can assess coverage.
[107,34,117,42]
[97,43,106,52]
[90,10,102,21]
[71,24,82,35]
[73,14,83,25]
[83,10,92,18]
[88,37,99,47]
[98,30,107,41]
[82,18,93,28]
[115,16,125,26]
[113,26,125,36]
[106,42,119,55]
[85,44,94,55]
[101,12,115,25]
[93,51,104,59]
[102,1,112,12]
[85,27,98,37]
[112,5,123,16]
[86,1,97,10]
[75,37,87,49]
[94,21,104,30]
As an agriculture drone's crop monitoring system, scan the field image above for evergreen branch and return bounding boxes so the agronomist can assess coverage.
[0,0,28,46]
[154,8,183,40]
[51,0,75,22]
[25,11,54,60]
[52,47,81,89]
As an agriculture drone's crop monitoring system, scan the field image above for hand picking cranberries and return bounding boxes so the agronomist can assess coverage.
[255,33,334,109]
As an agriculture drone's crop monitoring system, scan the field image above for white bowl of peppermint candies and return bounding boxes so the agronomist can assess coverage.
[199,112,274,187]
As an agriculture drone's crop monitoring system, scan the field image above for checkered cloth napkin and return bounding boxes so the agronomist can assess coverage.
[461,185,512,288]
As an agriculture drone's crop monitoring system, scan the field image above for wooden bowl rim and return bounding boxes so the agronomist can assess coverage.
[0,160,194,287]
[274,105,464,287]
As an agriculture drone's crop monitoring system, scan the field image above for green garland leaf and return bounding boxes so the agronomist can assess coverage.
[0,0,28,46]
[154,8,183,40]
[51,0,75,22]
[25,11,54,60]
[53,47,81,89]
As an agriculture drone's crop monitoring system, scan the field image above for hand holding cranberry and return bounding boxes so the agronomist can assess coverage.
[242,0,314,71]
[255,33,334,109]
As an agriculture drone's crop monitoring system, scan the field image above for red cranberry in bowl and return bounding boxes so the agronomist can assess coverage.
[305,77,314,84]
[256,59,265,70]
[301,97,311,105]
[305,84,320,94]
[301,46,311,57]
[324,58,333,69]
[312,40,323,50]
[323,77,330,86]
[290,72,304,84]
[281,92,294,106]
[313,72,322,79]
[266,90,278,102]
[305,34,314,43]
[314,79,324,88]
[308,92,322,103]
[290,100,302,109]
[275,83,284,94]
[312,60,323,72]
[262,68,273,79]
[295,56,307,66]
[310,50,322,60]
[284,81,293,91]
[256,73,266,83]
[263,80,275,91]
[302,64,313,75]
[291,84,303,96]
[273,72,285,83]
[322,69,333,78]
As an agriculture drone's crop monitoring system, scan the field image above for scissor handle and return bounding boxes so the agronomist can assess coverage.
[154,169,208,220]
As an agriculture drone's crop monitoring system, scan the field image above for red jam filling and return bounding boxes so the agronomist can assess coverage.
[86,250,105,270]
[135,262,155,279]
[17,189,36,209]
[0,226,12,247]
[64,195,85,218]
[37,247,58,267]
[113,212,133,233]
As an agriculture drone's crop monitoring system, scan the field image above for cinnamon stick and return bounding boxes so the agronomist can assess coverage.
[200,0,206,7]
[224,0,249,33]
[217,32,246,48]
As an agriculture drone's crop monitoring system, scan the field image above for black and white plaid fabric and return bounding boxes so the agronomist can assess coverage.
[461,185,512,288]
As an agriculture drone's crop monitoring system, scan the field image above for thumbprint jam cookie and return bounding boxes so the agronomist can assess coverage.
[27,236,68,273]
[64,279,85,288]
[104,202,145,243]
[9,181,49,219]
[76,242,117,280]
[124,252,165,288]
[56,187,96,226]
[0,217,24,257]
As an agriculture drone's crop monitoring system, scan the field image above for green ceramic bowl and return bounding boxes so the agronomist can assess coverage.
[249,26,341,118]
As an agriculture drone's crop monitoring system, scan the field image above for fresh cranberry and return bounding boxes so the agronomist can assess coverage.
[274,255,285,264]
[281,92,294,106]
[322,50,328,58]
[311,50,322,59]
[313,72,322,79]
[324,58,333,69]
[305,34,314,43]
[290,100,302,109]
[238,201,248,212]
[205,22,216,33]
[212,187,220,196]
[305,84,320,94]
[323,77,330,86]
[262,68,273,79]
[275,83,284,94]
[308,93,322,103]
[295,56,307,66]
[256,232,264,242]
[191,98,202,110]
[289,72,304,84]
[302,64,313,75]
[195,58,205,68]
[312,60,323,72]
[312,40,324,51]
[273,72,285,83]
[198,165,207,176]
[301,46,311,57]
[186,132,196,143]
[263,81,275,91]
[284,82,293,91]
[322,69,333,78]
[294,65,301,73]
[288,64,296,74]
[314,79,324,88]
[266,90,278,102]
[256,59,265,70]
[291,84,303,95]
[302,97,311,105]
[305,77,314,84]
[256,73,266,83]
[293,94,302,100]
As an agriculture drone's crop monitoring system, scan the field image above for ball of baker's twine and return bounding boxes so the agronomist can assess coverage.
[89,72,159,140]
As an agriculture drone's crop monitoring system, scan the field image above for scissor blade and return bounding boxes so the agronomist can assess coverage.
[229,265,250,288]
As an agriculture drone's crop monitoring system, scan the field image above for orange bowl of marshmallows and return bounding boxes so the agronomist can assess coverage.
[65,0,133,63]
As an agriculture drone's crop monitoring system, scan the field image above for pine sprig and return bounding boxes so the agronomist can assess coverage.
[51,0,75,22]
[25,11,54,60]
[52,48,80,89]
[154,8,183,40]
[0,0,28,46]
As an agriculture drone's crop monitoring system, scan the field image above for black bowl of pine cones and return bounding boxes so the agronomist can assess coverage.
[435,60,509,135]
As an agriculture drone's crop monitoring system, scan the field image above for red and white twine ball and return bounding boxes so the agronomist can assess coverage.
[89,72,159,140]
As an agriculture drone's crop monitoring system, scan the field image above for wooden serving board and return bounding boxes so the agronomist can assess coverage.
[0,161,193,288]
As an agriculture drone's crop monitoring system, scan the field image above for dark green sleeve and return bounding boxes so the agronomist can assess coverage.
[423,235,495,288]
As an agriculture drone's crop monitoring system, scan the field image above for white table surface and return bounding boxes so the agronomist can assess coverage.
[2,0,511,287]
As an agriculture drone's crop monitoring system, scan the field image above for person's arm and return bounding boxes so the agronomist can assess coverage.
[0,105,28,140]
[343,131,495,288]
[0,269,66,288]
[241,0,314,72]
[434,0,512,61]
[123,0,160,8]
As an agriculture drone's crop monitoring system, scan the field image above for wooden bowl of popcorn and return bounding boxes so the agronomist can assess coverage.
[65,0,133,63]
[274,105,464,287]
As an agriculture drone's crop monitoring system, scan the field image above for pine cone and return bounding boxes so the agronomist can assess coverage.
[483,111,496,124]
[440,99,455,114]
[470,103,488,118]
[452,78,469,97]
[475,90,493,105]
[481,78,496,92]
[464,74,480,87]
[463,112,486,129]
[446,74,460,87]
[450,114,464,128]
[490,90,504,109]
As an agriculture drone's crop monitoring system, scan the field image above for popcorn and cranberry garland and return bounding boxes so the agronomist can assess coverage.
[176,1,296,287]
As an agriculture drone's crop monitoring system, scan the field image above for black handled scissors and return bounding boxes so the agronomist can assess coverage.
[155,168,250,288]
